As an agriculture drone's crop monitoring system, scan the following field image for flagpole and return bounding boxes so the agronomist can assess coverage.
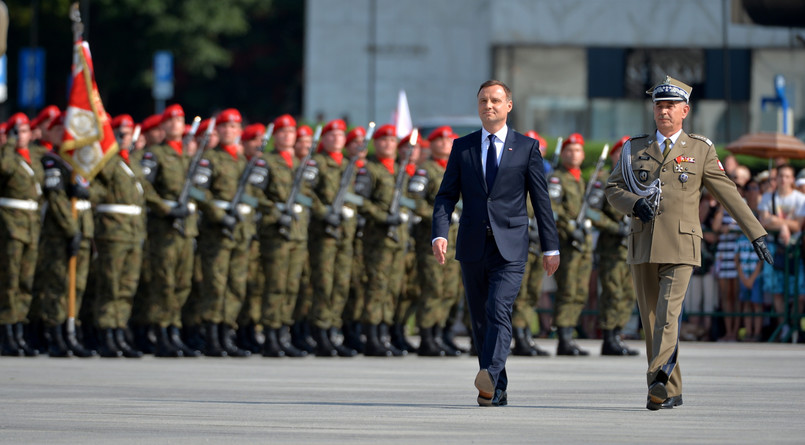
[66,2,83,343]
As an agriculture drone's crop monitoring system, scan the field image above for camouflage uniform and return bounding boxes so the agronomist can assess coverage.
[0,145,44,326]
[513,200,538,330]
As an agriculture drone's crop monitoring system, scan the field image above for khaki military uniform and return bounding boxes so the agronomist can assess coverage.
[549,166,593,329]
[195,146,258,328]
[93,157,149,329]
[140,144,200,328]
[606,132,766,398]
[0,145,44,325]
[308,153,358,330]
[513,200,539,330]
[34,152,94,327]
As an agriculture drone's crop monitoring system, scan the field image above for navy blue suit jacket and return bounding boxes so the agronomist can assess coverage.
[432,129,559,263]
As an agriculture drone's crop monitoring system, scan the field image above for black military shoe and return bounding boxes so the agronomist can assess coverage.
[220,324,251,357]
[329,327,357,357]
[131,324,155,355]
[660,395,683,409]
[601,329,630,356]
[237,324,262,353]
[313,326,338,357]
[512,327,538,356]
[417,326,445,357]
[115,328,143,358]
[183,325,206,352]
[278,326,308,357]
[169,326,201,357]
[441,326,468,354]
[63,323,95,357]
[614,328,639,356]
[13,323,38,357]
[46,324,71,358]
[390,323,416,353]
[379,324,406,356]
[203,323,227,357]
[97,328,122,358]
[261,328,285,358]
[342,322,365,354]
[433,326,461,356]
[154,326,182,358]
[646,380,669,411]
[556,327,589,356]
[291,321,316,354]
[1,324,22,356]
[363,324,393,357]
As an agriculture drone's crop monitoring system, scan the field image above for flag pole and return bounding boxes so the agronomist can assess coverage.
[66,2,83,342]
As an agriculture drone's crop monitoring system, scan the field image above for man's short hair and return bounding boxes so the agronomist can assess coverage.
[778,164,795,177]
[478,80,512,101]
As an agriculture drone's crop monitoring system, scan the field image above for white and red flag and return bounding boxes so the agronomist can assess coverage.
[61,39,118,180]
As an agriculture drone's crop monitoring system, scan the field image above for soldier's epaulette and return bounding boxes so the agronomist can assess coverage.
[689,134,713,146]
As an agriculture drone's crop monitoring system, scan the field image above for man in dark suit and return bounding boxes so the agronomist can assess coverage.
[432,80,560,406]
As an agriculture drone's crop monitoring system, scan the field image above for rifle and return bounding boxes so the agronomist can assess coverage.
[324,122,376,239]
[129,125,141,152]
[570,143,610,251]
[386,128,419,242]
[222,122,276,240]
[550,136,564,169]
[278,124,322,240]
[170,116,203,235]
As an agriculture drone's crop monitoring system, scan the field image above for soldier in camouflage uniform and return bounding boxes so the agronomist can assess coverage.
[139,104,202,358]
[355,124,409,357]
[548,133,592,356]
[256,114,318,358]
[308,119,360,357]
[34,113,96,357]
[590,136,638,356]
[194,108,258,358]
[92,137,153,358]
[409,126,464,356]
[0,113,44,356]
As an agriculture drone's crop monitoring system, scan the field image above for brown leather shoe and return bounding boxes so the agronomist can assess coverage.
[474,369,495,405]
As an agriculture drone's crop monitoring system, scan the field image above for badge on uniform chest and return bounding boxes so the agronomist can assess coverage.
[639,171,648,182]
[679,173,689,183]
[673,155,694,182]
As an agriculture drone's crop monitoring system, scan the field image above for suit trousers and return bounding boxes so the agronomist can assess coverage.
[631,262,693,398]
[461,233,526,392]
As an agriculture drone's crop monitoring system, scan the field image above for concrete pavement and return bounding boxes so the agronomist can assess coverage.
[1,339,804,444]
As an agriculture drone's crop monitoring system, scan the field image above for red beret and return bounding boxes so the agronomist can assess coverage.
[273,114,296,129]
[111,114,135,129]
[7,112,31,129]
[296,125,313,138]
[373,124,396,140]
[322,119,347,135]
[242,123,266,141]
[161,104,185,122]
[141,114,164,132]
[30,105,60,129]
[420,139,430,149]
[216,108,242,124]
[47,113,65,131]
[427,126,455,142]
[524,130,547,150]
[346,126,366,145]
[563,132,584,148]
[612,135,630,153]
[197,119,212,134]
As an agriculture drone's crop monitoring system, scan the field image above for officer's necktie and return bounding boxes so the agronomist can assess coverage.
[486,134,497,190]
[663,139,671,158]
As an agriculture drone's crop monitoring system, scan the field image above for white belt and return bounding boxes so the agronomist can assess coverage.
[162,200,198,213]
[95,204,143,215]
[213,200,252,215]
[75,200,92,212]
[0,197,39,211]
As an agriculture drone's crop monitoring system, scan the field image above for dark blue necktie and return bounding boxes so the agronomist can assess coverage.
[486,134,498,191]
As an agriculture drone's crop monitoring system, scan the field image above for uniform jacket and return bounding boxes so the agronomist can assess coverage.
[357,157,408,248]
[257,151,312,242]
[432,129,559,263]
[141,143,200,238]
[93,157,148,243]
[549,165,593,251]
[0,145,44,244]
[605,131,766,266]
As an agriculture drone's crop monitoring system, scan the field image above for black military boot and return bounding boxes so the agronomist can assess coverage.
[13,323,38,357]
[278,325,307,357]
[433,325,461,356]
[115,328,143,358]
[183,324,206,352]
[237,323,262,353]
[390,323,416,353]
[219,324,251,357]
[557,327,589,356]
[614,327,639,356]
[291,321,316,354]
[154,325,182,358]
[63,323,95,357]
[512,326,539,356]
[313,326,337,357]
[46,324,71,358]
[441,325,467,353]
[379,323,406,357]
[27,319,47,354]
[363,324,392,357]
[342,321,365,354]
[417,326,445,357]
[131,323,155,355]
[1,324,22,356]
[97,328,122,358]
[169,326,201,357]
[329,327,357,357]
[261,328,285,357]
[202,323,227,357]
[525,326,550,356]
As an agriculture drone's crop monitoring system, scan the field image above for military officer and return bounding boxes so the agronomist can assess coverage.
[355,124,408,357]
[257,114,317,358]
[589,136,639,356]
[194,108,257,358]
[139,104,202,357]
[0,113,44,356]
[606,76,772,410]
[549,133,592,356]
[308,119,359,357]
